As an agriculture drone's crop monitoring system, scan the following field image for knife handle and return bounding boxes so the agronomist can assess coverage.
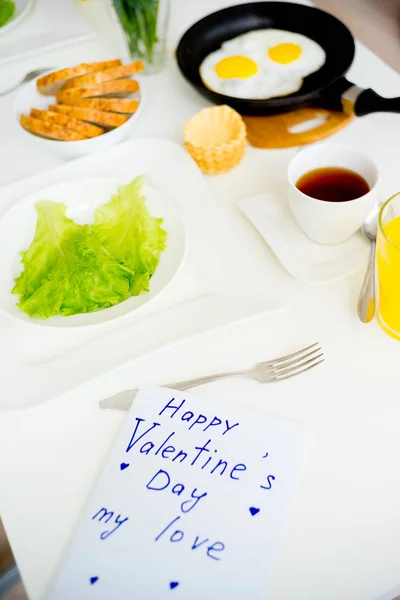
[99,390,137,411]
[99,370,245,411]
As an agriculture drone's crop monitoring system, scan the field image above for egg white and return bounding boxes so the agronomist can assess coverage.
[199,47,303,99]
[261,30,326,76]
[221,30,325,76]
[199,29,326,100]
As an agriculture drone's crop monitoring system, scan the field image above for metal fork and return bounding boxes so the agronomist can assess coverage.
[99,342,324,411]
[0,68,53,97]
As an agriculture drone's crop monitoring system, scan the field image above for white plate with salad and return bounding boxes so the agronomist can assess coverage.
[0,176,186,327]
[0,0,34,36]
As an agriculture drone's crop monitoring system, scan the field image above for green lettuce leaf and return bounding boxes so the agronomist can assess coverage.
[12,176,167,319]
[0,0,15,28]
[92,175,167,296]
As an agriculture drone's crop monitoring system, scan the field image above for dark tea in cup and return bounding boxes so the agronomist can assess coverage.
[287,144,379,244]
[296,167,370,202]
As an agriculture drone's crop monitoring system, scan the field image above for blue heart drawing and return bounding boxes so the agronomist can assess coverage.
[249,507,260,516]
[170,581,179,590]
[120,463,129,471]
[89,577,99,585]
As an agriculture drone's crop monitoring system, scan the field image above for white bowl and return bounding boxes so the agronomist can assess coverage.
[0,177,186,328]
[13,71,144,159]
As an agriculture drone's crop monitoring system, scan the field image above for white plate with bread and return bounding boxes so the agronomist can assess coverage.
[14,58,145,158]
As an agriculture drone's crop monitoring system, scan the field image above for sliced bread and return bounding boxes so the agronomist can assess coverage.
[36,59,122,96]
[30,108,104,138]
[59,97,139,114]
[56,79,140,104]
[62,60,144,90]
[49,105,129,128]
[20,115,87,141]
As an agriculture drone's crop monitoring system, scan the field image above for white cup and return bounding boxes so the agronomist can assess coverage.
[288,144,380,245]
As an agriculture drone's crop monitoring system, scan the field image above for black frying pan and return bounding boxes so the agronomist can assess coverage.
[176,2,399,117]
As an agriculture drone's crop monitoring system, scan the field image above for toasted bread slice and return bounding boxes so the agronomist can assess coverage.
[59,97,139,114]
[20,115,87,141]
[49,104,129,128]
[36,60,122,96]
[56,79,140,104]
[62,60,144,90]
[30,108,104,138]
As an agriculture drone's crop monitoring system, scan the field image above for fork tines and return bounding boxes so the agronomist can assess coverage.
[266,342,324,382]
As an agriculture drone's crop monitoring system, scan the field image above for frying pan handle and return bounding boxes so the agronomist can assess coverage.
[341,84,400,116]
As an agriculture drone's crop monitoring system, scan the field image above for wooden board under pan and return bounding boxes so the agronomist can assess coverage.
[243,107,353,149]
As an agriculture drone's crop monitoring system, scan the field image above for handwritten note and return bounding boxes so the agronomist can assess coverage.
[44,386,308,600]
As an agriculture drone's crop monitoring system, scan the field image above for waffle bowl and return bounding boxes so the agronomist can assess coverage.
[184,105,247,174]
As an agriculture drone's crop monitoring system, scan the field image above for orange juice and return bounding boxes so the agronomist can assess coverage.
[377,214,400,338]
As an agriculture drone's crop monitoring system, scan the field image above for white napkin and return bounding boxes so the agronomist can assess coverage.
[239,189,369,284]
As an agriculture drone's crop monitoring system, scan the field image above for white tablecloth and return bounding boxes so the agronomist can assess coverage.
[1,2,400,600]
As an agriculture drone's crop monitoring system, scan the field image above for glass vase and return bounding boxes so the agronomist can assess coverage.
[111,0,170,74]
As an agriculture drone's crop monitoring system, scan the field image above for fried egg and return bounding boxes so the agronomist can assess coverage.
[199,29,326,100]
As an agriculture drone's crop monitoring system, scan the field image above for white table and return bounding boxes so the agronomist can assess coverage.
[1,2,400,600]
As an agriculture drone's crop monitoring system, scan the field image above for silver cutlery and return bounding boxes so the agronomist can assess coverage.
[0,68,53,97]
[357,203,380,323]
[99,342,324,412]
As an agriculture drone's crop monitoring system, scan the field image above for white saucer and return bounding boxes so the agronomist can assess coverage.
[239,189,369,284]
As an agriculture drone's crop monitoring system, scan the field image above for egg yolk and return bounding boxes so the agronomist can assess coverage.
[268,43,302,64]
[215,56,258,79]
